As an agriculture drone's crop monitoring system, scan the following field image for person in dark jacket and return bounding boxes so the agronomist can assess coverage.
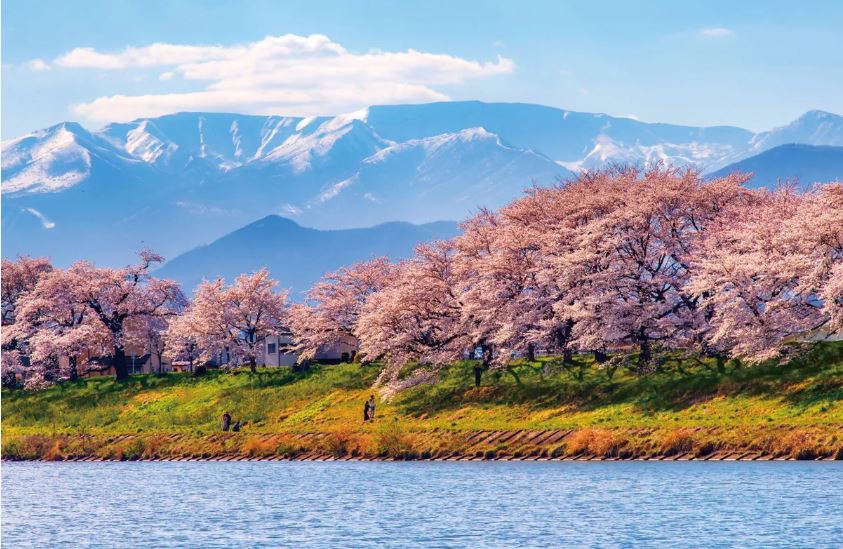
[363,399,371,422]
[232,420,241,432]
[221,412,232,431]
[367,395,376,420]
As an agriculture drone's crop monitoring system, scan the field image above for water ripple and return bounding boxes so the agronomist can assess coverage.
[2,461,841,548]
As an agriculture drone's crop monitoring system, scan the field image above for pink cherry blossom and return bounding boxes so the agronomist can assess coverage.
[173,269,289,372]
[289,257,396,361]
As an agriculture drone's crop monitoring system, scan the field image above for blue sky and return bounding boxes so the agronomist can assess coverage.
[3,0,843,138]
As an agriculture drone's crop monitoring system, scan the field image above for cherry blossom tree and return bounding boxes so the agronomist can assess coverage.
[798,183,843,334]
[535,166,751,371]
[1,256,54,384]
[125,315,169,374]
[452,209,554,383]
[1,348,25,389]
[69,250,186,380]
[357,242,470,394]
[1,255,53,326]
[690,183,843,362]
[176,269,289,372]
[289,257,396,361]
[9,267,110,384]
[163,314,203,373]
[492,185,597,364]
[1,257,52,388]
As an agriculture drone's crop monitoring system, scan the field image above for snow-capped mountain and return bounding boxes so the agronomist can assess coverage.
[362,101,755,172]
[2,122,149,194]
[295,126,568,228]
[3,101,843,267]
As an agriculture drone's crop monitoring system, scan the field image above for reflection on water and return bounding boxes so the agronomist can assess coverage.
[2,461,841,548]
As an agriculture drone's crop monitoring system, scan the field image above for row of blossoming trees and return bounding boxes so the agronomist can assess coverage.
[1,252,291,389]
[3,167,842,392]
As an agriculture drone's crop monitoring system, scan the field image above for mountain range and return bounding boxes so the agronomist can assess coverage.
[3,101,843,284]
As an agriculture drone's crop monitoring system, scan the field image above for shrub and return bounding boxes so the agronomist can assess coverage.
[695,441,716,457]
[376,424,415,458]
[566,429,625,457]
[2,436,50,460]
[240,436,278,457]
[772,430,821,459]
[42,440,66,461]
[660,429,695,456]
[320,429,355,457]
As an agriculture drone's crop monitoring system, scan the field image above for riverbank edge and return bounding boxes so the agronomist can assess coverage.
[4,427,842,462]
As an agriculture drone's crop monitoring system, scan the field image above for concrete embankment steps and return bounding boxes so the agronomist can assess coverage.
[8,427,843,461]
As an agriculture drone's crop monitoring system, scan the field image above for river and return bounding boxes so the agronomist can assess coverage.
[2,461,841,548]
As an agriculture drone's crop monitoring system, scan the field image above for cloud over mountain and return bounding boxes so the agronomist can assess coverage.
[53,34,514,122]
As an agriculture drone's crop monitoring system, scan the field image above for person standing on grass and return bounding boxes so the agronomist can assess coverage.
[363,399,371,422]
[367,395,376,421]
[221,412,231,431]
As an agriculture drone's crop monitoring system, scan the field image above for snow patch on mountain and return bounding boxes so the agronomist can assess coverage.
[252,117,300,159]
[364,127,516,164]
[261,118,390,172]
[123,121,179,164]
[315,175,358,203]
[573,135,740,171]
[2,124,93,194]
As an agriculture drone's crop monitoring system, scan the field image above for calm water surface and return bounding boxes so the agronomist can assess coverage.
[2,461,841,548]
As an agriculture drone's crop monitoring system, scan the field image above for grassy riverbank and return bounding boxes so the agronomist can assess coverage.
[3,343,842,461]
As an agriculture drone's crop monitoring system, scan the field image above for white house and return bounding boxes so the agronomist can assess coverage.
[260,330,298,367]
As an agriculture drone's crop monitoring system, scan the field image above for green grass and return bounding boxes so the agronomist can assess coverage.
[2,343,842,459]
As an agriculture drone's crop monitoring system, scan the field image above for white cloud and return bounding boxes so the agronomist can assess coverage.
[25,208,56,229]
[53,34,514,122]
[26,58,51,71]
[280,204,302,216]
[699,27,733,38]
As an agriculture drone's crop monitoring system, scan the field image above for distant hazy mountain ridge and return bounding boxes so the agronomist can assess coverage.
[155,216,460,295]
[709,143,843,188]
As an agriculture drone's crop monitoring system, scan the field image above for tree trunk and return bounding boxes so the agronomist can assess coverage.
[715,355,726,374]
[639,340,651,363]
[556,320,575,364]
[114,346,129,380]
[249,356,257,373]
[637,333,651,375]
[68,356,79,381]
